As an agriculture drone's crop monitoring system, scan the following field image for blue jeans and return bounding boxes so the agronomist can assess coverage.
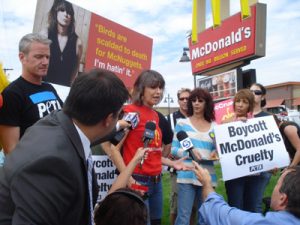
[225,174,271,212]
[133,174,163,225]
[175,183,202,225]
[252,172,272,212]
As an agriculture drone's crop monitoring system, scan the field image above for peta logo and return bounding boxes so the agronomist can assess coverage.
[249,164,263,172]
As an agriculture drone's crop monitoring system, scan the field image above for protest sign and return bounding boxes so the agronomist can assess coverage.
[214,98,234,124]
[33,0,152,87]
[214,116,290,181]
[92,155,117,200]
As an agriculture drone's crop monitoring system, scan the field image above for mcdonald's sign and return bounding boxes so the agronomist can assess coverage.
[189,3,266,75]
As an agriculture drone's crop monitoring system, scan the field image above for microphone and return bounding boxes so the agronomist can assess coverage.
[140,121,156,167]
[176,131,197,161]
[142,121,156,148]
[123,112,139,129]
[110,112,140,145]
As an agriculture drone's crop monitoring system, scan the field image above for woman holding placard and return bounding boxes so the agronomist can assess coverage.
[223,89,260,212]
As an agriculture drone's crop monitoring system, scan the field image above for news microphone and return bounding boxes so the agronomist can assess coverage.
[142,121,156,148]
[123,112,139,129]
[176,131,197,161]
[110,112,140,145]
[140,121,156,167]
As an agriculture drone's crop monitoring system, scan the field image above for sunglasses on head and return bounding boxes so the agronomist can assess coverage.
[250,90,263,95]
[179,97,189,101]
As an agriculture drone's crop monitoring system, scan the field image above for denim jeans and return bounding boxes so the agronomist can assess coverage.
[133,174,163,225]
[175,183,202,225]
[252,172,272,212]
[225,174,271,212]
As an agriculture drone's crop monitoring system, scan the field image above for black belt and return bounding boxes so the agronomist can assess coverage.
[133,174,162,184]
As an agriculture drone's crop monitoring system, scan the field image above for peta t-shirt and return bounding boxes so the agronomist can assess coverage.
[0,76,63,137]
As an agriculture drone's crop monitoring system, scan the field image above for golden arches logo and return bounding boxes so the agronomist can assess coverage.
[192,0,254,43]
[150,129,161,147]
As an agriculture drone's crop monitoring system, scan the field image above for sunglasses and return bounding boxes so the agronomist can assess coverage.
[191,99,204,103]
[179,97,189,101]
[250,90,263,95]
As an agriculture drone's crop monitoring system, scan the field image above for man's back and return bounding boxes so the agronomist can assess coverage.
[0,111,92,225]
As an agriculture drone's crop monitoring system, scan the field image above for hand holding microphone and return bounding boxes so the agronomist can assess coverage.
[122,112,140,129]
[111,112,140,145]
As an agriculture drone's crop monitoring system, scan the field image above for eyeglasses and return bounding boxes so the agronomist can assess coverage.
[179,97,189,101]
[250,90,263,95]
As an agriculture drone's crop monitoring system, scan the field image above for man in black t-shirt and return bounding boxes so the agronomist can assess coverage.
[0,33,63,154]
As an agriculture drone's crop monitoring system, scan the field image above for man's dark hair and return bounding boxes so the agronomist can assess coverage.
[280,166,300,218]
[63,69,129,125]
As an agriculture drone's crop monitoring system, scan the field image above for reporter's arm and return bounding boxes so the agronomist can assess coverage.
[109,147,146,194]
[192,161,214,199]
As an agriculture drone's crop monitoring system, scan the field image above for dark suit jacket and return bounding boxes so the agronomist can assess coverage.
[0,110,98,225]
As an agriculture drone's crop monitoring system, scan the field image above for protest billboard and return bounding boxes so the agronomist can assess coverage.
[33,0,152,88]
[214,116,290,181]
[92,155,117,201]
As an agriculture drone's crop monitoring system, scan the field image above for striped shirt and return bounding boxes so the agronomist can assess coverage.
[171,118,217,186]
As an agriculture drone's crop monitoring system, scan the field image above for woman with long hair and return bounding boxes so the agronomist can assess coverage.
[171,88,217,225]
[44,0,82,86]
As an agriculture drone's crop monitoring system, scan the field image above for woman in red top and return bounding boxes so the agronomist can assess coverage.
[112,70,187,225]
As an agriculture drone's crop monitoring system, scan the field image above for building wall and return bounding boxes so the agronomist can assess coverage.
[266,83,300,109]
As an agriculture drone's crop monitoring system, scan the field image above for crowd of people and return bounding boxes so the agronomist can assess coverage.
[0,31,299,225]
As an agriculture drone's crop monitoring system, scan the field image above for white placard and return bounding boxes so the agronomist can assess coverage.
[214,116,290,181]
[92,155,117,201]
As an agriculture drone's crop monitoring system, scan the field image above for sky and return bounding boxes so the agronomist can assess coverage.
[0,0,300,107]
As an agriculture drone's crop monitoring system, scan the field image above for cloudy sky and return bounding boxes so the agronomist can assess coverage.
[0,0,299,106]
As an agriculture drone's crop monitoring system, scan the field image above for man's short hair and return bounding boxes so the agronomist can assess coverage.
[19,33,52,54]
[280,166,300,218]
[63,69,129,125]
[177,88,191,99]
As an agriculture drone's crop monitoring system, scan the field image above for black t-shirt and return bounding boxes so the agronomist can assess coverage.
[0,77,63,137]
[253,110,272,118]
[279,121,300,161]
[166,110,186,131]
[156,110,173,145]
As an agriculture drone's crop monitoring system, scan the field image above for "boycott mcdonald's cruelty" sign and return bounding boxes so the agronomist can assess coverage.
[214,116,290,181]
